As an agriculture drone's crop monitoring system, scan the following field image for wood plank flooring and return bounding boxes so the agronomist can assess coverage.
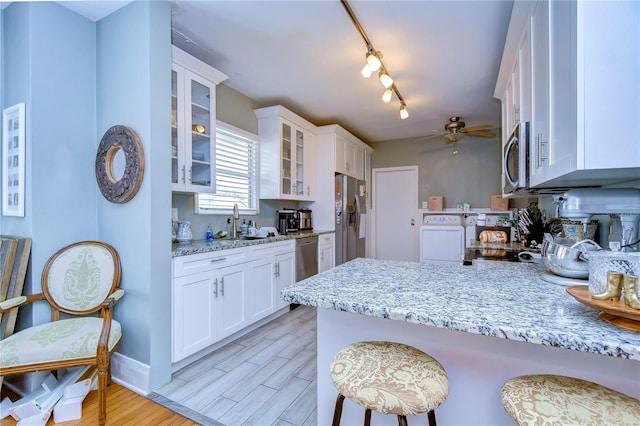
[155,305,318,426]
[0,383,199,426]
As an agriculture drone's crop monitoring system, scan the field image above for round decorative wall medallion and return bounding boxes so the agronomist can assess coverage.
[95,125,145,203]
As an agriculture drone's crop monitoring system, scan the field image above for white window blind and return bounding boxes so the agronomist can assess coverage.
[196,122,259,214]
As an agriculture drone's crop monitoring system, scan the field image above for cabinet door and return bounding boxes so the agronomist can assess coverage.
[173,271,217,362]
[518,27,531,124]
[171,65,186,191]
[301,130,316,200]
[275,251,295,310]
[335,135,348,175]
[529,0,550,186]
[280,121,293,196]
[248,257,276,322]
[318,234,335,273]
[171,64,217,193]
[217,263,249,340]
[510,58,520,132]
[353,144,365,181]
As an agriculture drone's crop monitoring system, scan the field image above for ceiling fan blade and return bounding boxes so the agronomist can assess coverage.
[463,124,493,131]
[465,130,497,138]
[414,132,445,143]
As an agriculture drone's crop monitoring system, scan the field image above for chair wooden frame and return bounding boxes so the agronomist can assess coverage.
[0,241,124,425]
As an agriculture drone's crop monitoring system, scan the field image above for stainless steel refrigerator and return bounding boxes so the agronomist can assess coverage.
[335,174,366,265]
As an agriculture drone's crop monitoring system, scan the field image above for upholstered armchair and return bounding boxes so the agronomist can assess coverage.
[0,241,124,425]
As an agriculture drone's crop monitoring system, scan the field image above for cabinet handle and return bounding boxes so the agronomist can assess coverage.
[273,263,278,277]
[188,166,192,183]
[307,185,310,196]
[276,262,280,277]
[213,278,218,298]
[537,133,548,167]
[181,165,186,183]
[210,257,227,263]
[220,277,225,296]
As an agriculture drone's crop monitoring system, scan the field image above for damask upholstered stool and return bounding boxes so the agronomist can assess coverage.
[501,374,640,426]
[330,341,449,426]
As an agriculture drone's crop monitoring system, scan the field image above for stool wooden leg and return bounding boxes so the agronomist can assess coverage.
[364,408,371,426]
[427,410,437,426]
[332,394,345,426]
[397,415,408,426]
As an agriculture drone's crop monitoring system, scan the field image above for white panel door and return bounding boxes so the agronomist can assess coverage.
[372,166,418,261]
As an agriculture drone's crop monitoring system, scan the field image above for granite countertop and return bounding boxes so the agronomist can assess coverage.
[172,230,334,257]
[281,257,640,360]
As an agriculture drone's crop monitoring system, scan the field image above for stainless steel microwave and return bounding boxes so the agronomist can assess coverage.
[503,122,530,195]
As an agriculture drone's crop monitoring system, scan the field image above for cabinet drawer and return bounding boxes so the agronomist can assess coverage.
[318,233,334,245]
[173,248,247,277]
[250,240,295,258]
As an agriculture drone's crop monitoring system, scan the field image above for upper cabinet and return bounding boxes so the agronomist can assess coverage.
[255,106,317,201]
[495,1,640,190]
[171,46,228,193]
[335,134,365,180]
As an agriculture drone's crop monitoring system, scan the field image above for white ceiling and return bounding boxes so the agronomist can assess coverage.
[56,0,514,143]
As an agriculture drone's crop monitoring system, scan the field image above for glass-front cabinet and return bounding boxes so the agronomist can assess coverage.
[255,106,316,201]
[171,46,228,193]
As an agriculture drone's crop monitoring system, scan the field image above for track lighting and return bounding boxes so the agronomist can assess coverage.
[361,63,373,78]
[366,51,382,72]
[341,0,409,120]
[379,71,393,89]
[382,88,392,103]
[400,104,409,120]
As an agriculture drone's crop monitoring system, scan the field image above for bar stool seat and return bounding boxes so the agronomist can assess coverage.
[502,374,640,426]
[330,341,449,426]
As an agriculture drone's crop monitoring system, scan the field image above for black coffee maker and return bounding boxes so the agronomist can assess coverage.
[277,209,298,234]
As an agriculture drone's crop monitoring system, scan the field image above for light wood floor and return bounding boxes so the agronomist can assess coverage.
[0,383,199,426]
[155,305,318,426]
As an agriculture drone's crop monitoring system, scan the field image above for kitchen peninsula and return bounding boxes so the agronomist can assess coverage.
[282,258,640,425]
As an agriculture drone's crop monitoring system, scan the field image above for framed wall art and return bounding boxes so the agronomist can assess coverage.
[2,103,26,217]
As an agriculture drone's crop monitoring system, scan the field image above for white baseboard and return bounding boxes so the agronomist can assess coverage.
[110,352,150,396]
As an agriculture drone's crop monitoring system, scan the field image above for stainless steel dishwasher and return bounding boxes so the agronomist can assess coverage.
[296,235,318,282]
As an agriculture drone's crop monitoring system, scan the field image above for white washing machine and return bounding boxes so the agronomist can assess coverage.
[419,215,465,264]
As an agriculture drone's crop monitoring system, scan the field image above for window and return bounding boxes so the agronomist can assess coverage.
[196,122,259,214]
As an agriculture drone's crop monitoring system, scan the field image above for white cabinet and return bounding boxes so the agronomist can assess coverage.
[216,263,250,340]
[248,240,295,321]
[335,134,365,180]
[173,271,217,362]
[255,106,317,200]
[171,46,228,193]
[496,1,640,190]
[172,248,248,362]
[275,250,295,310]
[318,233,335,273]
[529,0,549,185]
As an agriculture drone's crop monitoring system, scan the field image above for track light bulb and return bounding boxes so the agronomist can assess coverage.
[361,63,373,78]
[382,88,392,103]
[379,71,393,89]
[366,52,382,72]
[400,105,409,120]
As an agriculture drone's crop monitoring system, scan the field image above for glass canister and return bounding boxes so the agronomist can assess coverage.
[587,251,640,295]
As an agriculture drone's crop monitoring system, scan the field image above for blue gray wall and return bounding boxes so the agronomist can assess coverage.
[2,1,172,390]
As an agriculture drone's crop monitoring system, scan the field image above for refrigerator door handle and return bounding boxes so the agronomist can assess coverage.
[353,194,361,234]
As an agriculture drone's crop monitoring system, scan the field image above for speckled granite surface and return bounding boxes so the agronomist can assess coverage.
[172,230,333,257]
[281,257,640,360]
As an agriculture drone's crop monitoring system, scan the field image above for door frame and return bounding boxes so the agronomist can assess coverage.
[370,166,419,261]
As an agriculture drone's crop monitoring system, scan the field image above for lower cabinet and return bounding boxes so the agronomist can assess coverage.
[173,240,296,363]
[275,251,295,310]
[173,271,218,362]
[318,233,335,273]
[248,240,296,320]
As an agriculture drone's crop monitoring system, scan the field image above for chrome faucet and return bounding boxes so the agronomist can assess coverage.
[232,203,240,239]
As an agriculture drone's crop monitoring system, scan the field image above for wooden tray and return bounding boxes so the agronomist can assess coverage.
[566,285,640,332]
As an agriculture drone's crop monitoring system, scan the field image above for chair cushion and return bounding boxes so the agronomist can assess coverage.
[330,341,449,416]
[0,317,122,368]
[502,374,640,426]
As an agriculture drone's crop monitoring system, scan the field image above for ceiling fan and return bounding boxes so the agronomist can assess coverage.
[421,116,497,144]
